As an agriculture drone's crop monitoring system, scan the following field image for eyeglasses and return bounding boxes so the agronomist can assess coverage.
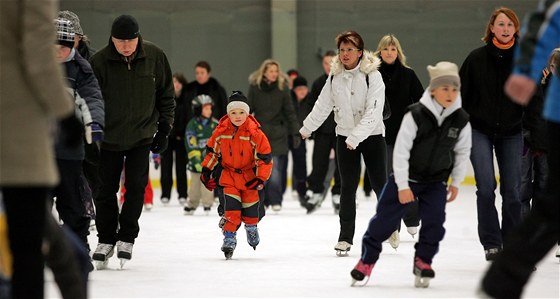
[338,48,361,54]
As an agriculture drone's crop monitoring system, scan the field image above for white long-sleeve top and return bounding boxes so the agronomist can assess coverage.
[300,51,385,148]
[393,89,472,190]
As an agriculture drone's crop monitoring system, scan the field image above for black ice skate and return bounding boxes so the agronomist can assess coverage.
[221,231,237,259]
[334,241,351,256]
[245,224,260,250]
[305,191,325,214]
[413,257,435,288]
[116,240,133,269]
[92,243,114,270]
[350,260,374,286]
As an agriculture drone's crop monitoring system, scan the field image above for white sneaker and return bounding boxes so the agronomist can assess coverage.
[388,230,400,249]
[407,226,418,238]
[178,197,187,205]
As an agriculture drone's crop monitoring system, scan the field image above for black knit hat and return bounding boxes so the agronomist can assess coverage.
[111,15,139,39]
[54,18,75,48]
[292,76,307,89]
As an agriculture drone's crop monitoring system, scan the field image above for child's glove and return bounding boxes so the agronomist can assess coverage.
[245,178,264,190]
[200,167,217,191]
[152,153,161,170]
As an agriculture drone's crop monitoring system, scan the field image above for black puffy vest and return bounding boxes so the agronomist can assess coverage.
[408,103,469,183]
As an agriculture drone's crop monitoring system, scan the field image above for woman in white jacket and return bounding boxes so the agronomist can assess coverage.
[300,31,387,255]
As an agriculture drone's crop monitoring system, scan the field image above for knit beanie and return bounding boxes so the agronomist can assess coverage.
[427,61,460,90]
[292,76,307,89]
[111,15,139,39]
[58,10,83,36]
[54,18,75,48]
[227,91,250,114]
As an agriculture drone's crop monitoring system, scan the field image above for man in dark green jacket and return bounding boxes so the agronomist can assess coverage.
[89,14,175,270]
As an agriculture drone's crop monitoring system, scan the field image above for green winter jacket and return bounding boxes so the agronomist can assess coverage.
[90,36,175,151]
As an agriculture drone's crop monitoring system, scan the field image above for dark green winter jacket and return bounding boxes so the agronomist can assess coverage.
[90,36,175,151]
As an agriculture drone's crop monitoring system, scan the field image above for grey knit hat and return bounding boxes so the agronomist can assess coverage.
[58,10,83,36]
[54,18,75,48]
[427,61,460,91]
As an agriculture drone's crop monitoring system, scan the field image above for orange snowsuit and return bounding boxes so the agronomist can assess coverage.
[202,115,272,232]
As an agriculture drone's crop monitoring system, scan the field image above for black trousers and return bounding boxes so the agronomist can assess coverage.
[160,137,188,199]
[53,159,91,247]
[3,187,48,299]
[95,144,150,244]
[482,121,560,298]
[336,134,387,244]
[307,132,341,194]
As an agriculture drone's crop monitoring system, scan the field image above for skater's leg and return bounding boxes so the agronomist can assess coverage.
[95,149,125,245]
[264,155,287,207]
[494,132,522,240]
[291,139,307,198]
[336,136,362,244]
[307,133,332,194]
[174,139,189,199]
[159,145,173,199]
[222,186,243,232]
[471,129,501,250]
[361,176,406,264]
[186,172,202,210]
[403,201,420,228]
[413,182,447,264]
[361,135,388,200]
[520,144,534,217]
[240,189,260,225]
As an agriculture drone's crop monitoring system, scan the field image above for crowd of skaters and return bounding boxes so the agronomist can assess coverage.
[0,1,559,298]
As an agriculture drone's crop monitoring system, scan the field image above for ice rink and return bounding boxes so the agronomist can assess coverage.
[46,184,558,298]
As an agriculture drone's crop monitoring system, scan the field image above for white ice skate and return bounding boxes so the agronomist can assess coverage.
[332,194,340,214]
[116,240,133,269]
[92,243,114,270]
[413,257,435,288]
[144,203,153,211]
[388,230,400,250]
[407,226,418,238]
[334,241,351,256]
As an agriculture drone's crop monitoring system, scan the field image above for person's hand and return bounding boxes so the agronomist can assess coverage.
[504,74,537,105]
[300,132,311,140]
[245,178,264,190]
[447,185,459,202]
[88,122,103,143]
[398,188,415,204]
[346,142,354,150]
[151,131,169,154]
[200,167,217,191]
[152,153,161,170]
[292,134,302,149]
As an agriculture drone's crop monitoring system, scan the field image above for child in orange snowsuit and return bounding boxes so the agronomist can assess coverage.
[201,91,272,259]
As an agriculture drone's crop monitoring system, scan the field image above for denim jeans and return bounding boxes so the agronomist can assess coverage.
[264,155,287,207]
[471,129,522,250]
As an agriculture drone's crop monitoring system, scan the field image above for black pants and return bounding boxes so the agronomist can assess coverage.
[95,144,150,244]
[336,134,387,244]
[307,132,341,194]
[53,159,91,247]
[83,143,101,200]
[364,144,420,228]
[160,137,188,199]
[3,187,48,299]
[482,121,560,298]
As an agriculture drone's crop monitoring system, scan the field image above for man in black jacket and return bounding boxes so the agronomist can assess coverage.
[89,14,175,269]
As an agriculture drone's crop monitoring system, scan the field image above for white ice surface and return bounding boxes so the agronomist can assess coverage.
[46,186,559,298]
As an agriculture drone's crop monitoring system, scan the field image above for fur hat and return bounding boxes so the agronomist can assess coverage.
[427,61,460,90]
[54,18,75,48]
[227,91,250,114]
[292,76,307,89]
[58,10,83,36]
[111,15,139,39]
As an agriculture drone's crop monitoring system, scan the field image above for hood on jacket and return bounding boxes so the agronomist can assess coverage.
[418,88,463,125]
[330,50,381,76]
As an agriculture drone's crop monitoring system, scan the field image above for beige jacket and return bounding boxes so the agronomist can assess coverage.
[0,0,74,186]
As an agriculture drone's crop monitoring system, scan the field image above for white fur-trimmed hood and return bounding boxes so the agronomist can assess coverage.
[330,50,381,76]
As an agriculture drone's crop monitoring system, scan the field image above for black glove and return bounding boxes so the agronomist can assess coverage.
[151,131,168,154]
[59,114,83,147]
[292,134,302,149]
[200,167,217,191]
[245,178,264,190]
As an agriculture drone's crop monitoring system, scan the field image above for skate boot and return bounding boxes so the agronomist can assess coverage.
[92,243,114,270]
[388,230,400,250]
[144,203,153,211]
[160,197,170,204]
[306,192,325,214]
[116,240,133,269]
[334,241,351,256]
[178,197,187,205]
[406,226,418,238]
[221,231,237,259]
[413,257,435,288]
[203,206,211,215]
[350,260,374,286]
[183,206,195,215]
[271,204,282,212]
[484,248,501,261]
[245,224,260,250]
[332,194,340,214]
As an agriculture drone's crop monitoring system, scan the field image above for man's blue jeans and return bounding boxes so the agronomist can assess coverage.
[471,129,522,250]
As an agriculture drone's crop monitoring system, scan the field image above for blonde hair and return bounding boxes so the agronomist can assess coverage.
[248,59,288,91]
[482,7,520,43]
[374,34,410,68]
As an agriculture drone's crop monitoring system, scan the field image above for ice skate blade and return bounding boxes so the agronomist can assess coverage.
[351,278,369,287]
[414,276,431,288]
[119,258,128,269]
[223,251,234,260]
[336,250,349,257]
[95,260,109,270]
